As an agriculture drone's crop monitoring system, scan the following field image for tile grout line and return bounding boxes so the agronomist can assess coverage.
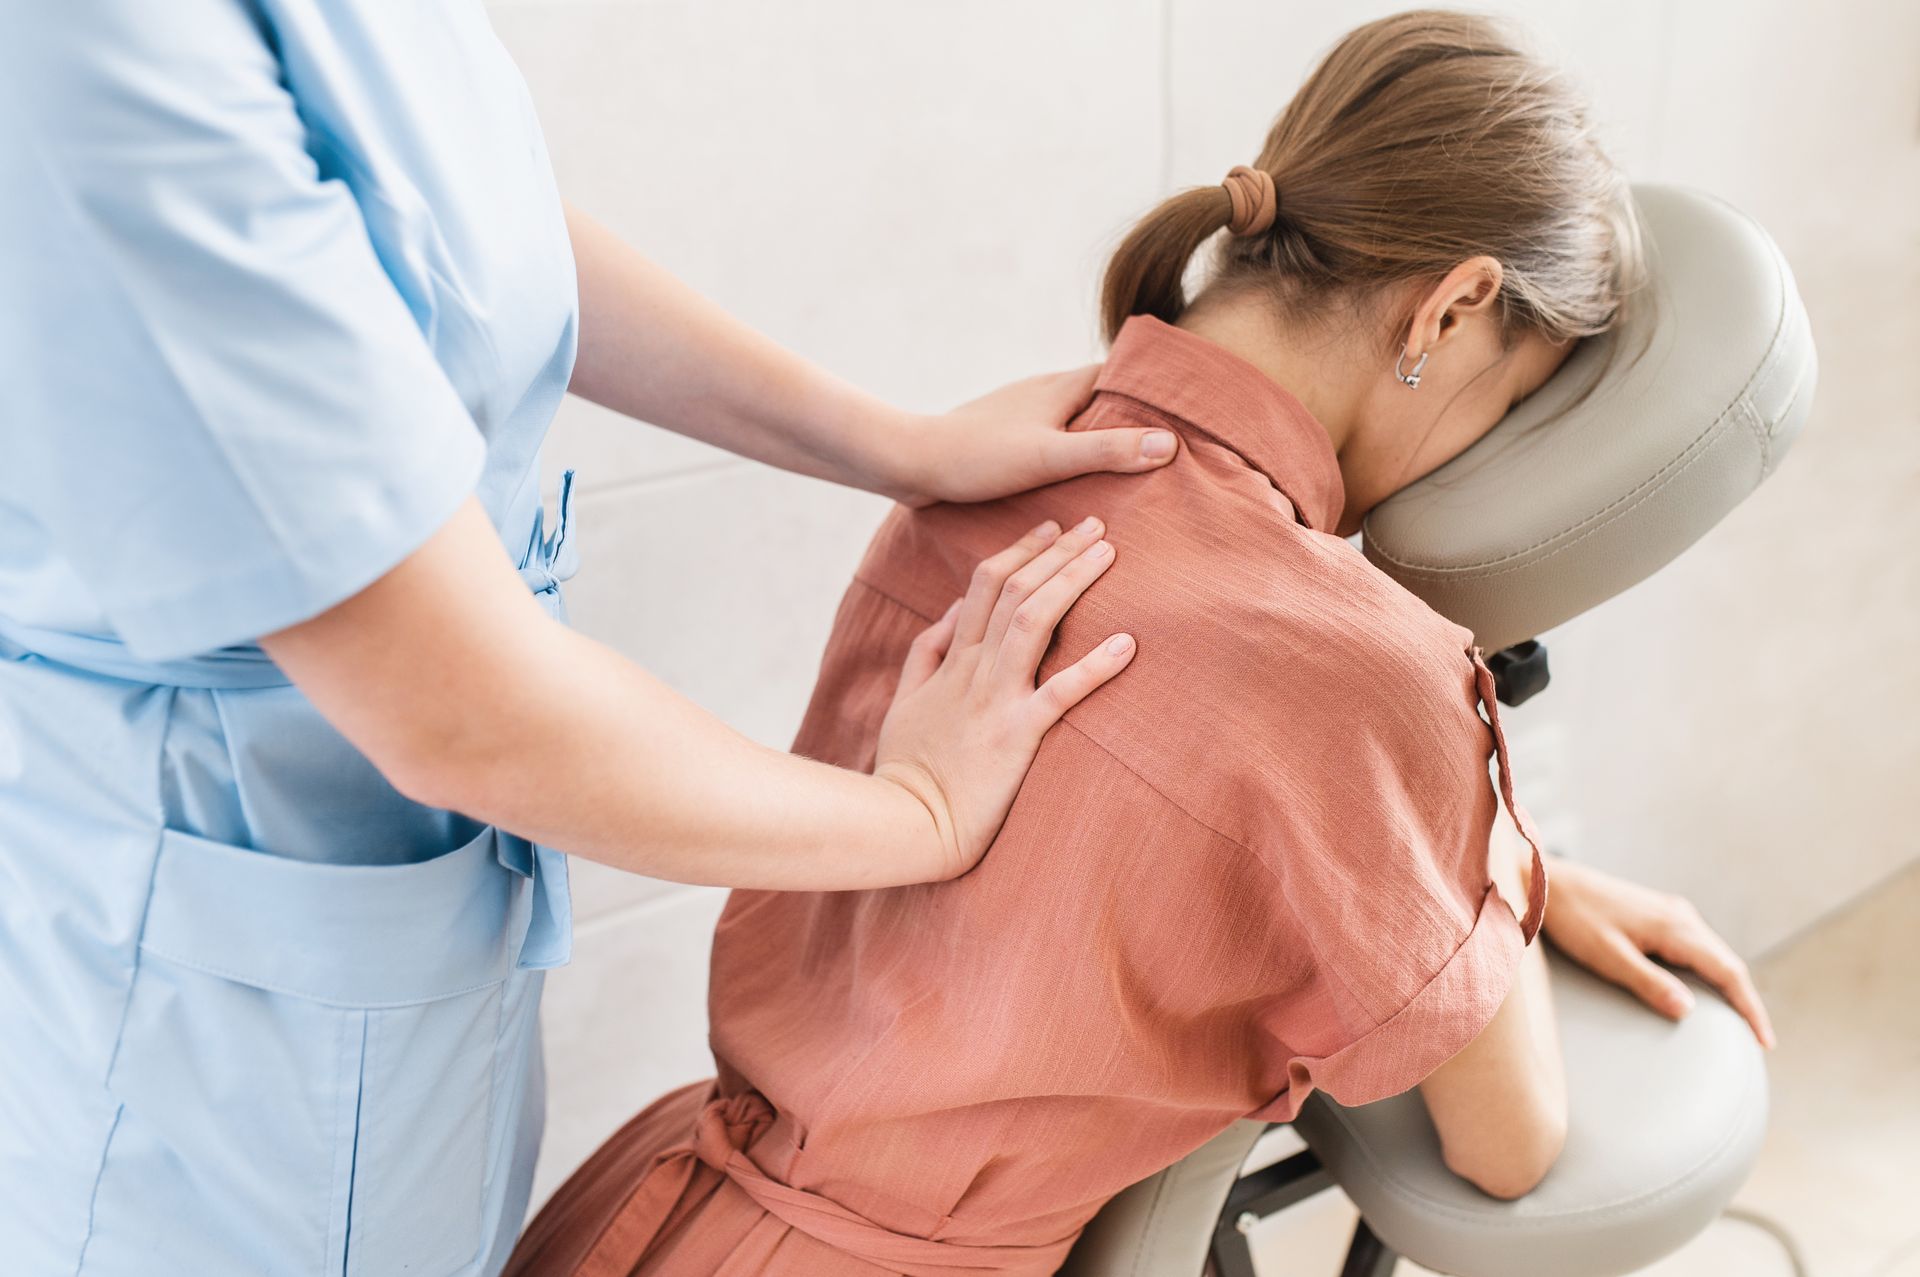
[552,454,753,505]
[1157,0,1174,193]
[1646,0,1680,173]
[1750,855,1920,968]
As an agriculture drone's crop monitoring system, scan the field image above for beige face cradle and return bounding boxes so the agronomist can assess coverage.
[1365,184,1817,659]
[1059,185,1817,1277]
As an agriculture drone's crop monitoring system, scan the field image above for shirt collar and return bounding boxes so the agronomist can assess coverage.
[1094,316,1346,533]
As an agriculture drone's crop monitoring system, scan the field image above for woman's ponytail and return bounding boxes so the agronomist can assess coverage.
[1098,10,1644,353]
[1099,185,1234,342]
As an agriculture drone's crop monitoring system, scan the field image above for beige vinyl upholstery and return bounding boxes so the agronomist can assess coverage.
[1364,184,1817,654]
[1059,184,1811,1276]
[1056,1120,1268,1277]
[1290,958,1766,1276]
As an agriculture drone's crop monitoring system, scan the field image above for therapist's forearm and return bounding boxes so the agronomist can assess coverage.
[424,622,942,890]
[263,502,944,890]
[564,204,921,501]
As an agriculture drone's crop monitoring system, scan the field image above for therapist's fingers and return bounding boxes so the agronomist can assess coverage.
[1037,418,1181,483]
[1031,631,1136,726]
[1647,914,1777,1049]
[979,516,1105,656]
[914,365,1179,505]
[952,522,1062,650]
[985,535,1118,692]
[896,600,961,698]
[1001,363,1179,482]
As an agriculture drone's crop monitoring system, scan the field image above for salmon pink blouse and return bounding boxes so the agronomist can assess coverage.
[511,316,1547,1277]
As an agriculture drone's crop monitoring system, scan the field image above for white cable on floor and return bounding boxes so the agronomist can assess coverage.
[1719,1205,1813,1277]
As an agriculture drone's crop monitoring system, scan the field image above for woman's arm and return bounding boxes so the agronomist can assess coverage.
[564,205,1179,506]
[1420,846,1777,1200]
[1538,855,1774,1047]
[1419,843,1568,1200]
[261,498,1134,890]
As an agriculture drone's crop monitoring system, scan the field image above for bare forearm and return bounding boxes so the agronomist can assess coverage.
[1490,833,1563,1083]
[265,499,1133,892]
[1505,933,1564,1118]
[1423,938,1564,1198]
[264,502,946,889]
[565,205,919,499]
[1420,837,1567,1199]
[1512,857,1563,1080]
[412,622,944,889]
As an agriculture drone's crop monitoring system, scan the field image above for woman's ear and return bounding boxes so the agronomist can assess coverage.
[1406,255,1506,357]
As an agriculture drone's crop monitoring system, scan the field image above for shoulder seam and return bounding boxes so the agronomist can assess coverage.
[845,576,1276,867]
[1061,718,1391,1032]
[831,575,1398,1031]
[1056,719,1251,855]
[849,574,942,625]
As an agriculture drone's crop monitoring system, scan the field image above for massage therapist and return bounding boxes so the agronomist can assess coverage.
[0,5,1171,1273]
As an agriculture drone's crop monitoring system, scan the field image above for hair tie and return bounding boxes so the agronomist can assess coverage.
[1221,165,1278,236]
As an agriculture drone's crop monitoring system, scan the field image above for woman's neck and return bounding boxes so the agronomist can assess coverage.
[1174,294,1369,459]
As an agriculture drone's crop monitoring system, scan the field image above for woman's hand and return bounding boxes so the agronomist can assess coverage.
[872,516,1134,880]
[891,368,1180,507]
[1543,856,1776,1048]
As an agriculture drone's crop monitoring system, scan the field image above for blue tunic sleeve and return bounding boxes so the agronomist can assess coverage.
[0,0,489,661]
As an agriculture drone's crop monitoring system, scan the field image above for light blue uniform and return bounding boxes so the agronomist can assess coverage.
[0,2,580,1272]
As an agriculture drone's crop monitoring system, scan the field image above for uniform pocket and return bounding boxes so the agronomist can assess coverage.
[85,826,523,1276]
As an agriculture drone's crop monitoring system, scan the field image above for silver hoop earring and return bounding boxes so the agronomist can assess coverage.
[1395,346,1429,389]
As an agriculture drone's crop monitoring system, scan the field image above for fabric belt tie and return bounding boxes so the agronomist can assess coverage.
[1470,648,1548,943]
[579,1085,1077,1277]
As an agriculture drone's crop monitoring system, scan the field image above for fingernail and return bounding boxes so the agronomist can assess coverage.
[1669,989,1695,1015]
[1076,515,1101,534]
[1141,431,1177,459]
[1086,539,1113,560]
[1033,520,1060,538]
[1106,633,1135,655]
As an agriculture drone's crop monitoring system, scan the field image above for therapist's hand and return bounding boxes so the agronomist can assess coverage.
[267,498,1137,893]
[891,367,1180,507]
[562,209,1175,505]
[1542,855,1776,1048]
[873,516,1133,880]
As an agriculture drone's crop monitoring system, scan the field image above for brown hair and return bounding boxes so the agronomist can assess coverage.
[1100,10,1643,351]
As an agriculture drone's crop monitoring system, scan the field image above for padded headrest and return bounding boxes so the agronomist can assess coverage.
[1363,184,1817,654]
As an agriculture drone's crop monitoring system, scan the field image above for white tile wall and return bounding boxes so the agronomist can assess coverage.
[489,0,1919,1214]
[490,0,1167,497]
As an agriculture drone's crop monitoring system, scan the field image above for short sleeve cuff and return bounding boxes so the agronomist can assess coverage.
[109,425,488,662]
[1255,880,1534,1123]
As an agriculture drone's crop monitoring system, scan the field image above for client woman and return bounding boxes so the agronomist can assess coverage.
[514,13,1773,1275]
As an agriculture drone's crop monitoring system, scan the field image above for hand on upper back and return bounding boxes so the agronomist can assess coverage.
[873,516,1135,880]
[1542,856,1776,1048]
[896,367,1180,507]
